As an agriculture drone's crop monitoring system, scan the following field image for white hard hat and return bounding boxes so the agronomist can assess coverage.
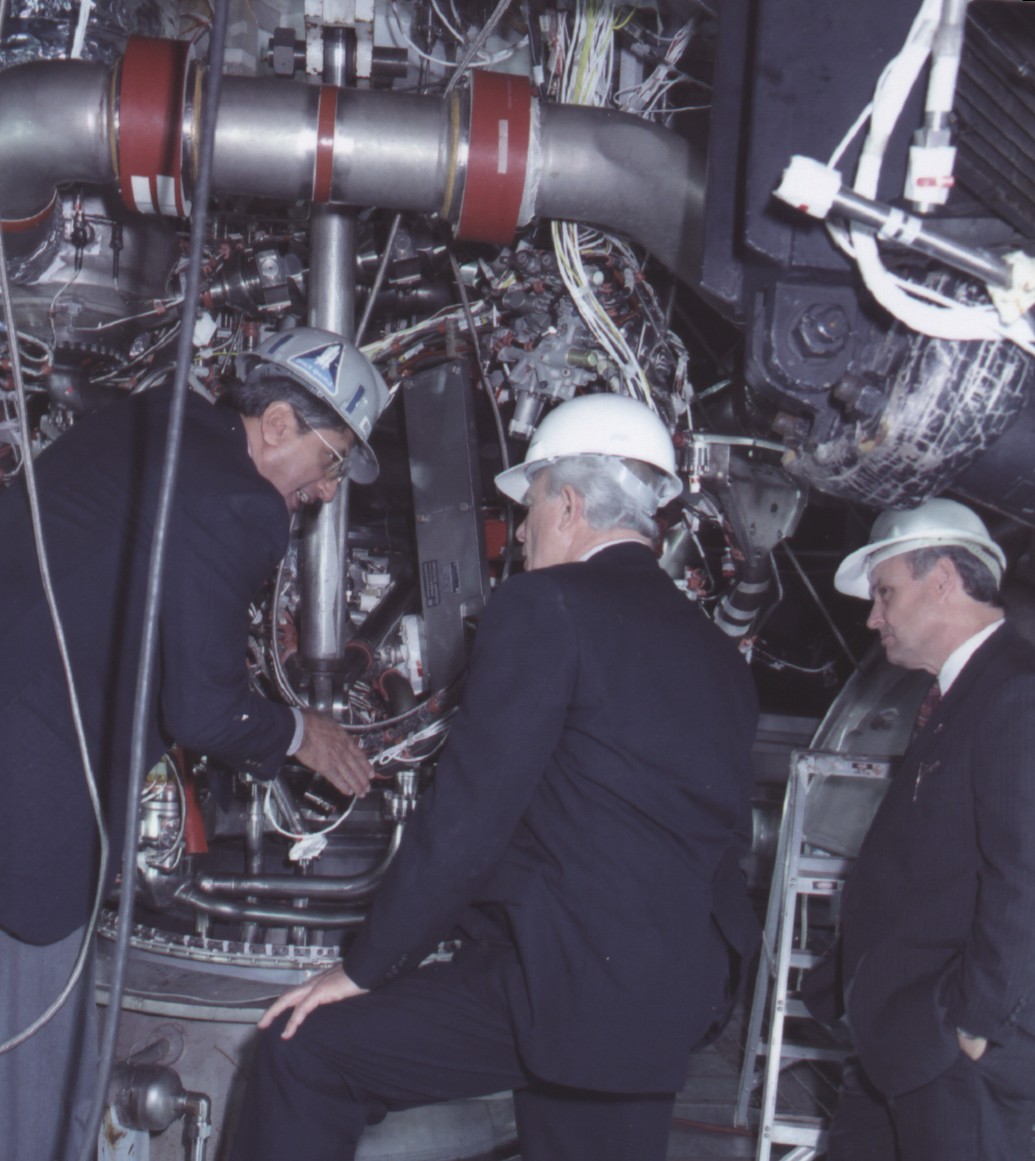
[835,498,1006,599]
[237,327,389,484]
[494,394,682,508]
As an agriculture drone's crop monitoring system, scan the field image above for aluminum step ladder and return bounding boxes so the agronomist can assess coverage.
[735,750,892,1161]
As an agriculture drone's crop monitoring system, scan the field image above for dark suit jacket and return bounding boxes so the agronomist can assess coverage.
[344,542,760,1093]
[837,622,1035,1097]
[0,388,295,944]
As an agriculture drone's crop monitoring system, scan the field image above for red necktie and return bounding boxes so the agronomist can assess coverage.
[912,682,942,738]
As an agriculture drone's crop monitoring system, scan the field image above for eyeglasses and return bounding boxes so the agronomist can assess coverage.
[308,425,351,482]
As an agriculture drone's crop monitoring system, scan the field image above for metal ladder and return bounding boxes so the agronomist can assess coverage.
[735,750,891,1161]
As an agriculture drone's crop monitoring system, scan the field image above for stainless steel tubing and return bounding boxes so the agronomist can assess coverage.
[0,60,112,221]
[208,77,323,202]
[176,884,368,928]
[535,102,705,285]
[0,53,708,287]
[300,29,361,684]
[210,79,453,215]
[195,823,404,901]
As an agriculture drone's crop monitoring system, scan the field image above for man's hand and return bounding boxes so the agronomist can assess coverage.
[258,965,368,1039]
[957,1029,988,1061]
[294,711,372,799]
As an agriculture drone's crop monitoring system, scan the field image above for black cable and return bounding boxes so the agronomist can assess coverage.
[354,212,402,348]
[77,5,232,1155]
[779,540,860,670]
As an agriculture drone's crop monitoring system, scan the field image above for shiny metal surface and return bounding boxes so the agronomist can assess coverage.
[0,60,704,286]
[0,60,112,221]
[535,102,706,285]
[209,76,321,202]
[328,88,455,214]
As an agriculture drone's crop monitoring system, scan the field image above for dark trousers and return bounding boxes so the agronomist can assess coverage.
[827,1043,1035,1161]
[228,948,675,1161]
[0,926,97,1161]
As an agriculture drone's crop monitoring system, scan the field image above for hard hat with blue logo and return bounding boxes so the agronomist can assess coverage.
[237,327,389,484]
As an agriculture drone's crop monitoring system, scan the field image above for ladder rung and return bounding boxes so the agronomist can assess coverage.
[769,1117,828,1147]
[772,1042,848,1063]
[788,950,825,969]
[798,856,853,876]
[783,997,813,1018]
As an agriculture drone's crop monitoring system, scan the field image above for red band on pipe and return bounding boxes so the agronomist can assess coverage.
[1,195,58,234]
[457,71,532,245]
[313,86,338,205]
[117,37,191,217]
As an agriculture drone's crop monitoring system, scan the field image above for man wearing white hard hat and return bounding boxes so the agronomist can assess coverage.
[231,392,760,1161]
[812,497,1035,1160]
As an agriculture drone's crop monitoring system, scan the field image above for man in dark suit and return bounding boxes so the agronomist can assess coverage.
[818,498,1035,1160]
[0,327,386,1161]
[229,393,760,1161]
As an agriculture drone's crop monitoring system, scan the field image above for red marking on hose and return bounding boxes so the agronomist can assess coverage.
[117,37,191,217]
[1,195,58,233]
[313,86,338,204]
[456,71,532,245]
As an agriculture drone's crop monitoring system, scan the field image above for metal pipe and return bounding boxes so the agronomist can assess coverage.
[775,155,1012,290]
[0,52,706,286]
[269,775,306,834]
[0,59,112,222]
[241,782,265,943]
[309,212,357,330]
[195,821,404,900]
[535,102,705,283]
[183,1091,213,1161]
[298,484,352,689]
[175,884,368,928]
[298,28,360,700]
[831,185,1011,288]
[340,573,419,685]
[210,79,455,213]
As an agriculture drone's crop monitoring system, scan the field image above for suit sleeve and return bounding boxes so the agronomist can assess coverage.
[157,488,294,777]
[344,571,578,989]
[945,673,1035,1040]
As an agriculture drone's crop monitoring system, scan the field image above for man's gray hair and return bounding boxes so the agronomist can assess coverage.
[535,455,664,539]
[906,545,1003,606]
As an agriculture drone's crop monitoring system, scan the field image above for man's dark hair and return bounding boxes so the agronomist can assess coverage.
[223,372,346,433]
[906,545,1002,606]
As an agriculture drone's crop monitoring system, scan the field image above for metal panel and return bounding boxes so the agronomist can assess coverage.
[402,361,490,690]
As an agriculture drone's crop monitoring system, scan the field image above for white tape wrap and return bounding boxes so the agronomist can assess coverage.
[774,155,843,220]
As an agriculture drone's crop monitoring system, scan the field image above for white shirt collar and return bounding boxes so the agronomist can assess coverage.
[578,537,647,562]
[938,617,1004,694]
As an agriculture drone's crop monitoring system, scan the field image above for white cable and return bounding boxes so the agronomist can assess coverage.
[823,0,1035,348]
[263,783,357,842]
[552,220,655,406]
[372,711,455,766]
[429,0,465,44]
[615,18,694,122]
[70,0,93,60]
[547,4,658,406]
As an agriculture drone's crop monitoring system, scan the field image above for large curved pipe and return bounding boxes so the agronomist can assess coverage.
[0,59,113,224]
[0,40,705,285]
[535,102,704,286]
